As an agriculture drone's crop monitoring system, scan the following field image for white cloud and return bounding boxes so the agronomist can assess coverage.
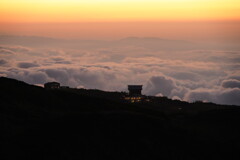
[144,76,179,96]
[184,88,240,106]
[1,37,240,105]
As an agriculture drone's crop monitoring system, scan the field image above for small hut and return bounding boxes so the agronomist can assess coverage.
[44,82,60,89]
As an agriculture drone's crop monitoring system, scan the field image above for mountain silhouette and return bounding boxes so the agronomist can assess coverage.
[0,35,195,50]
[1,77,240,160]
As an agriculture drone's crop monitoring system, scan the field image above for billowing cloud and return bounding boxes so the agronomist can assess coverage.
[0,49,15,55]
[221,79,240,89]
[228,75,240,81]
[1,37,240,105]
[184,88,240,106]
[144,76,178,96]
[217,88,240,105]
[0,45,31,53]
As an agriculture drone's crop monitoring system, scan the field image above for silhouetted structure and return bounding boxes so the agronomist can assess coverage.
[44,82,60,89]
[124,85,144,103]
[128,85,142,96]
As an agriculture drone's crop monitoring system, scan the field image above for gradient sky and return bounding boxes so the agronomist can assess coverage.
[0,0,240,22]
[0,0,240,39]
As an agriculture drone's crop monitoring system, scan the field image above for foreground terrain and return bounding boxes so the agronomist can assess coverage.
[1,77,240,160]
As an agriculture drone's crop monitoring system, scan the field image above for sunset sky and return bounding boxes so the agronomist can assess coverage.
[0,0,240,22]
[0,0,239,40]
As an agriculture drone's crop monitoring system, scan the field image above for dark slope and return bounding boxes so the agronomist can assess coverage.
[1,77,240,160]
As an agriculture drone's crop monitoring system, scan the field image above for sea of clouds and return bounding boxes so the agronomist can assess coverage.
[0,36,240,105]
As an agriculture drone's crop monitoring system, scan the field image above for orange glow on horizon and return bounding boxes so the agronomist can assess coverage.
[1,0,240,41]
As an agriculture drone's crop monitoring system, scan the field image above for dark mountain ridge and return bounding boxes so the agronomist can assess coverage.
[1,77,240,160]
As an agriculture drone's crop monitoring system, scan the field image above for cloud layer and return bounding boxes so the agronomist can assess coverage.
[1,37,240,105]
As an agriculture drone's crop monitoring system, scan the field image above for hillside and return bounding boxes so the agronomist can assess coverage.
[1,77,240,160]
